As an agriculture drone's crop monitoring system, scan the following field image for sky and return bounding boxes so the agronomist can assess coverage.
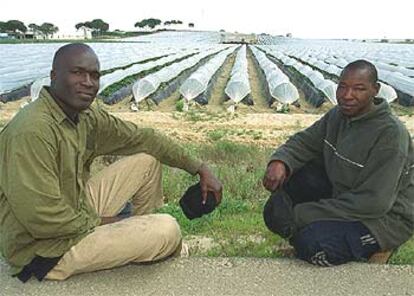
[1,0,412,39]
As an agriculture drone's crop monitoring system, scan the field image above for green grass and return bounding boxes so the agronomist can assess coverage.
[175,99,185,112]
[206,129,227,141]
[391,103,414,117]
[173,109,239,123]
[100,55,168,76]
[156,140,414,264]
[158,141,288,258]
[205,128,263,142]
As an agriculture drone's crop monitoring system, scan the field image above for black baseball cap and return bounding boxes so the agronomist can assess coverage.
[179,182,217,220]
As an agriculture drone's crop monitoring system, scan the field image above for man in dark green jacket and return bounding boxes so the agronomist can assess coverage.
[0,43,222,281]
[263,60,413,266]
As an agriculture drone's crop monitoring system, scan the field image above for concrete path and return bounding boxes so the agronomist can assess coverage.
[1,257,413,296]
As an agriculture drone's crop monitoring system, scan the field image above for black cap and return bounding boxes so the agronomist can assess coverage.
[179,182,217,220]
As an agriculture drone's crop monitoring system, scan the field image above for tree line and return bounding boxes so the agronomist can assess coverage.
[0,18,195,38]
[0,20,58,38]
[134,18,194,29]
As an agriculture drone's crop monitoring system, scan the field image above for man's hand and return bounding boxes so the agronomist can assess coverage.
[263,160,288,192]
[198,163,223,205]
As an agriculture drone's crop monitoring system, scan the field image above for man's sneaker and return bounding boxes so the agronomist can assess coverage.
[172,241,190,258]
[180,242,190,258]
[368,250,393,264]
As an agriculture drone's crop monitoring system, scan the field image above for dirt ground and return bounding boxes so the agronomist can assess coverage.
[2,98,413,149]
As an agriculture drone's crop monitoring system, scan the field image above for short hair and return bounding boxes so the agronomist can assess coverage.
[52,43,95,70]
[342,59,378,84]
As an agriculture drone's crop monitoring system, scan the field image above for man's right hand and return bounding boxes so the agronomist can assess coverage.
[262,160,288,192]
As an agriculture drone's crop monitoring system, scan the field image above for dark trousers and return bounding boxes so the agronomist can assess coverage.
[263,161,380,266]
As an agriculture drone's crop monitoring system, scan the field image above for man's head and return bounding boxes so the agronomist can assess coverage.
[336,59,380,117]
[50,43,100,117]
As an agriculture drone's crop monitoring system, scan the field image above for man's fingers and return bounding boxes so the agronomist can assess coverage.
[213,189,222,205]
[201,185,208,204]
[263,175,282,192]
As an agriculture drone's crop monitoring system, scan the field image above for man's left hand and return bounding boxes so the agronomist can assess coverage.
[198,163,223,205]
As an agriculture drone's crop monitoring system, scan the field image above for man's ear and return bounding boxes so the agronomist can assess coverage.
[50,70,56,82]
[374,82,380,95]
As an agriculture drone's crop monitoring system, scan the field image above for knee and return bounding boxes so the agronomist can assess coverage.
[263,193,294,238]
[291,227,348,267]
[129,153,160,169]
[154,214,182,250]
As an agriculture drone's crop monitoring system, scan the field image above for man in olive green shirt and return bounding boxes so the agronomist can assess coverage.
[263,60,413,266]
[0,43,222,281]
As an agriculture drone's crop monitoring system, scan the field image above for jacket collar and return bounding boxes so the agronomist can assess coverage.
[342,97,390,123]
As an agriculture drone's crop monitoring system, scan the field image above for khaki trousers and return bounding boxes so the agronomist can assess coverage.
[46,154,182,280]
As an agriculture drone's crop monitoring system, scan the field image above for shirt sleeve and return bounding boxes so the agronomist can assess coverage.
[269,112,329,174]
[90,107,203,175]
[4,132,92,239]
[293,137,409,228]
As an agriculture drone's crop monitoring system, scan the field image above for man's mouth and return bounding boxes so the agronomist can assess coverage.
[77,91,95,99]
[340,104,356,109]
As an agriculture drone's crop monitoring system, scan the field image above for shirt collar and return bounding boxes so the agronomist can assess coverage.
[40,87,92,125]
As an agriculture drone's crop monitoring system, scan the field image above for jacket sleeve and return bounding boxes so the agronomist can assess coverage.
[90,107,202,175]
[293,132,410,228]
[269,111,329,173]
[5,132,92,239]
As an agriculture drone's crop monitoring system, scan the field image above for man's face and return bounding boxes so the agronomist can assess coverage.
[50,49,100,113]
[336,68,380,117]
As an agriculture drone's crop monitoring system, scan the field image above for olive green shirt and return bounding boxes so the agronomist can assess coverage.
[0,88,202,274]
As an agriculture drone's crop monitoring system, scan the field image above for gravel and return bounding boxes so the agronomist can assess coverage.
[1,257,413,296]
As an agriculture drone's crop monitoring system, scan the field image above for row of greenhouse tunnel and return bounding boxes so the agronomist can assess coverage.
[13,43,414,111]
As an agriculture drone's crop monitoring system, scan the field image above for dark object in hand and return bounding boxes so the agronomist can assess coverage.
[179,182,217,220]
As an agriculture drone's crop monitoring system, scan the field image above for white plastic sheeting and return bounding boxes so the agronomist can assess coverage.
[27,48,202,100]
[123,31,222,44]
[179,47,236,101]
[258,37,414,69]
[0,43,165,94]
[377,82,398,103]
[378,70,414,97]
[132,45,229,103]
[250,46,299,104]
[224,45,251,103]
[259,40,414,98]
[98,48,200,94]
[0,32,222,95]
[30,77,51,101]
[258,46,337,105]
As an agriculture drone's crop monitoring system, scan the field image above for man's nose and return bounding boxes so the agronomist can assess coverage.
[81,73,94,86]
[342,87,354,99]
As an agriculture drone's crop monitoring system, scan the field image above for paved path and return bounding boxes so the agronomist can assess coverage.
[1,257,413,296]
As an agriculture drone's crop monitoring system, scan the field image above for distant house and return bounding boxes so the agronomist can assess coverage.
[0,33,10,39]
[220,32,257,44]
[50,27,93,40]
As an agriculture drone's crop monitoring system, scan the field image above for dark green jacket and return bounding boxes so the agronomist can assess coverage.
[271,98,414,250]
[0,88,202,274]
